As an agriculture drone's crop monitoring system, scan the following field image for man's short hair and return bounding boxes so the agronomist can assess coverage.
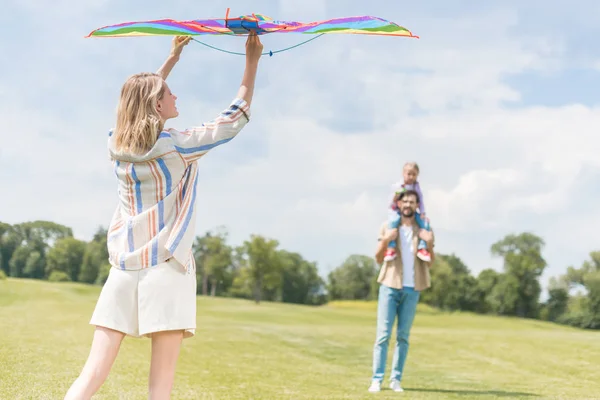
[394,189,420,204]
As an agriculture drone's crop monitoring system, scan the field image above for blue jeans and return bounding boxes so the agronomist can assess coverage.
[387,210,429,251]
[372,285,420,383]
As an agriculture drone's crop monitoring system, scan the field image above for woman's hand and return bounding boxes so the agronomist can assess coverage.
[170,36,192,60]
[157,36,191,80]
[237,31,263,106]
[245,31,263,65]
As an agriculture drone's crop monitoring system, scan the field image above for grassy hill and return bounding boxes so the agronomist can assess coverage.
[1,278,599,399]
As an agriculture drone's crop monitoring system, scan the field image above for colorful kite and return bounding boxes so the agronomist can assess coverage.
[86,8,418,56]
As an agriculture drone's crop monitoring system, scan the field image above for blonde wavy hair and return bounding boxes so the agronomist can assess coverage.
[113,72,167,155]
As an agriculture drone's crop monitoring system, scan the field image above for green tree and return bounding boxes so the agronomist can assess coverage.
[193,227,236,296]
[9,245,33,277]
[279,250,326,305]
[491,233,547,318]
[487,273,521,315]
[560,252,600,329]
[23,250,45,279]
[3,220,74,279]
[193,233,210,295]
[95,263,112,285]
[327,255,378,300]
[444,255,480,307]
[471,269,501,314]
[229,257,254,299]
[542,286,570,322]
[46,237,87,281]
[0,222,13,275]
[13,220,72,245]
[78,227,109,284]
[79,242,104,284]
[0,223,22,276]
[420,255,453,309]
[421,254,479,312]
[204,228,234,296]
[232,235,283,304]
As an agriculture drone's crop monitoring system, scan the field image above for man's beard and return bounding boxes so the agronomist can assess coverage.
[401,208,414,218]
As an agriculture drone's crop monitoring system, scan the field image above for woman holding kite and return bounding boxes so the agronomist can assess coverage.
[65,32,263,399]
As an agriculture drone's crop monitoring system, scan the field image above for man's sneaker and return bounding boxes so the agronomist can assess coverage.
[417,248,431,262]
[368,380,381,392]
[384,248,397,262]
[389,380,404,392]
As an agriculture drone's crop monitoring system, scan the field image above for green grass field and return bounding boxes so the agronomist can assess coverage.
[1,278,599,399]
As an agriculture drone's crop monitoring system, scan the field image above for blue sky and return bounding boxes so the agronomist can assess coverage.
[2,0,599,296]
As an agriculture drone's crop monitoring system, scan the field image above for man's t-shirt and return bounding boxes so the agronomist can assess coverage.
[399,225,415,287]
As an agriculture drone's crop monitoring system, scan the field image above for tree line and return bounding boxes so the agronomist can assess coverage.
[328,232,600,330]
[1,220,598,330]
[0,221,327,306]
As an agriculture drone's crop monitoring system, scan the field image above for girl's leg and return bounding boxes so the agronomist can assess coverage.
[384,209,401,261]
[148,330,184,400]
[415,212,431,250]
[64,327,125,400]
[415,213,432,262]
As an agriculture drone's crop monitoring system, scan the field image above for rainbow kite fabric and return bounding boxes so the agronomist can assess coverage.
[86,11,418,38]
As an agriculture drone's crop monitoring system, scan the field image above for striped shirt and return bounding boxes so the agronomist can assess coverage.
[105,98,251,272]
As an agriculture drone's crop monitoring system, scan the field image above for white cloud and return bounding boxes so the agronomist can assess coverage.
[2,0,600,294]
[277,0,327,21]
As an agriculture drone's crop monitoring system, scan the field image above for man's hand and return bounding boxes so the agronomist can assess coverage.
[419,229,434,246]
[382,228,398,243]
[375,228,398,264]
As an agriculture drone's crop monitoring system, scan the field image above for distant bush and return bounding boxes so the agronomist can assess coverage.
[559,311,600,330]
[48,271,71,282]
[0,270,7,280]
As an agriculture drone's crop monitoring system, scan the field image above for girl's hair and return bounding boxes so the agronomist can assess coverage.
[404,161,420,173]
[113,72,167,155]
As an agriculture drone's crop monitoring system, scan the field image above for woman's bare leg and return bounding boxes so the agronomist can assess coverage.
[148,330,184,400]
[64,326,125,400]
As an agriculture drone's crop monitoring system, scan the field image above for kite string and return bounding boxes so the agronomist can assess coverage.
[190,33,325,57]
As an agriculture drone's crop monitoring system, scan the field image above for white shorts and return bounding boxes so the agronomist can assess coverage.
[90,258,197,339]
